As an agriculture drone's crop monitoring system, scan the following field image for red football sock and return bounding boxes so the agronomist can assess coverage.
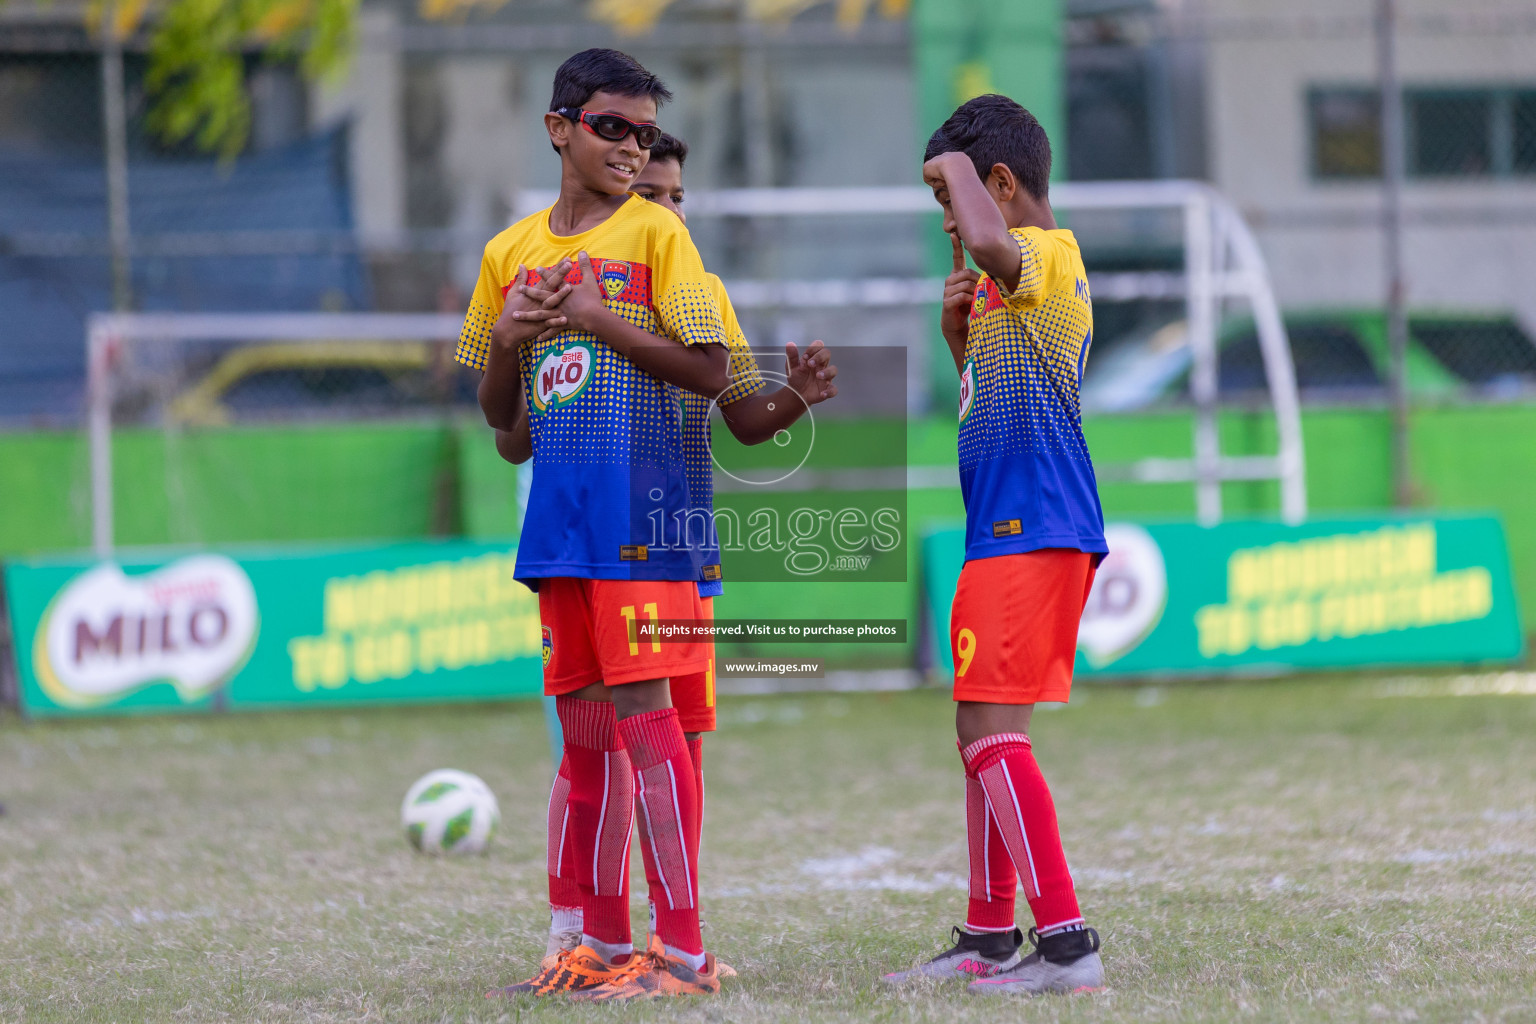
[556,696,633,949]
[686,735,704,860]
[961,732,1084,933]
[963,765,1018,933]
[546,751,583,916]
[620,708,703,957]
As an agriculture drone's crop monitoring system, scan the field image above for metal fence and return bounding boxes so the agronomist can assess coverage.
[3,2,1536,433]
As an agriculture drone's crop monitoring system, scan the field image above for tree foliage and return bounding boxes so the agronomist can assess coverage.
[59,0,358,160]
[30,0,906,159]
[137,0,357,159]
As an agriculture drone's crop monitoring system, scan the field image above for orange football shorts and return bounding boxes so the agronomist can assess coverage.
[949,548,1096,705]
[539,578,711,696]
[669,596,717,734]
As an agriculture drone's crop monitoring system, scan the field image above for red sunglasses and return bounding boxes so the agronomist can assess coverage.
[556,107,661,149]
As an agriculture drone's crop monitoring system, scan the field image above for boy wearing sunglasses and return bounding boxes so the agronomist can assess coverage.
[882,94,1107,996]
[457,49,730,1001]
[496,131,839,994]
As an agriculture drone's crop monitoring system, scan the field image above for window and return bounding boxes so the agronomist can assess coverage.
[1310,85,1536,180]
[1411,319,1536,389]
[1409,92,1491,176]
[1514,92,1536,173]
[1220,323,1382,396]
[1310,89,1381,178]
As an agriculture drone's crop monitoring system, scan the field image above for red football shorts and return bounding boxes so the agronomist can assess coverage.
[539,578,711,695]
[949,548,1096,705]
[670,596,717,734]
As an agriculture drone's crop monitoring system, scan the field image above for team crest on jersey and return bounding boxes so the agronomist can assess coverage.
[972,288,987,317]
[958,357,975,424]
[600,260,630,299]
[532,342,595,412]
[541,626,552,668]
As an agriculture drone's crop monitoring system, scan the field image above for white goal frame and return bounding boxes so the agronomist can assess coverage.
[523,180,1307,526]
[87,182,1305,556]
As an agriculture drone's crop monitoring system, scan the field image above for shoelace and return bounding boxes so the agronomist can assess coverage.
[604,950,658,984]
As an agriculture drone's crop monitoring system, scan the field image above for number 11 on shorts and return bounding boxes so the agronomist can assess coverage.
[621,603,662,656]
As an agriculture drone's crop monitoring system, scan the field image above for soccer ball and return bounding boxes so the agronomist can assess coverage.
[400,769,500,855]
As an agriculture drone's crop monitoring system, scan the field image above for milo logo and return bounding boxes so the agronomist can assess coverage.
[533,342,595,412]
[958,357,975,424]
[34,555,259,708]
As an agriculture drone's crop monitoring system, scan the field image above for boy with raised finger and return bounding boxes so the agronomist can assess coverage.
[883,93,1107,997]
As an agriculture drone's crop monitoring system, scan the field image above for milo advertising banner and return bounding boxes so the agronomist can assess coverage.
[924,516,1524,678]
[3,541,543,718]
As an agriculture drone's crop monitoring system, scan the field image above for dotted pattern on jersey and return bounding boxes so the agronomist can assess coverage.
[656,280,729,349]
[518,260,678,471]
[677,316,765,553]
[458,299,496,372]
[958,230,1094,474]
[718,341,767,408]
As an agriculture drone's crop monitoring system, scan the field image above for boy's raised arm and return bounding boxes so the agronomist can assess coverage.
[720,340,838,445]
[923,151,1024,296]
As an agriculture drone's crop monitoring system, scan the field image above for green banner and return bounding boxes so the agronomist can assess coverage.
[3,541,543,718]
[924,516,1525,678]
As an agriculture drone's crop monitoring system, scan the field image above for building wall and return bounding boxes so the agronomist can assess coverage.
[1204,0,1536,330]
[310,11,918,302]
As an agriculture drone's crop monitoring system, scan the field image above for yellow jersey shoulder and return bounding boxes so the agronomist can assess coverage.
[1012,226,1084,278]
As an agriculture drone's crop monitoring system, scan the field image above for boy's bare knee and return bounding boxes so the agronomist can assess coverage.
[955,700,1034,747]
[567,682,610,703]
[611,678,673,719]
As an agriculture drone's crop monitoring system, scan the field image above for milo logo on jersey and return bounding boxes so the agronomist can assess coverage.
[958,358,975,424]
[533,342,595,412]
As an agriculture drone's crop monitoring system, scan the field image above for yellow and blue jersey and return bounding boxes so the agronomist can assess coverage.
[674,275,767,597]
[957,226,1106,563]
[457,195,727,584]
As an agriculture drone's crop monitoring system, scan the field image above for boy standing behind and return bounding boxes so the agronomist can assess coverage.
[884,94,1107,996]
[457,49,727,1000]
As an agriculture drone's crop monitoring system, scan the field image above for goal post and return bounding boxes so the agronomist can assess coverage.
[86,313,465,557]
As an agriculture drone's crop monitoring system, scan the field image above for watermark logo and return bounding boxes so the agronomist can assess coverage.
[642,345,909,582]
[532,342,594,412]
[33,555,259,707]
[1078,523,1167,666]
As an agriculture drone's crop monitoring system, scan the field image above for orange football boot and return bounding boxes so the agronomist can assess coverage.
[485,945,643,998]
[570,935,721,1002]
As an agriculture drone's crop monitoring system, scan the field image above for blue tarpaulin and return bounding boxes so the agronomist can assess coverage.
[0,129,370,423]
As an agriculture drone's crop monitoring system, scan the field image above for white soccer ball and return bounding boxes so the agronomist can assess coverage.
[400,769,500,855]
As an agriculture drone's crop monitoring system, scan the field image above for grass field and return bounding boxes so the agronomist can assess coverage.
[4,674,1536,1022]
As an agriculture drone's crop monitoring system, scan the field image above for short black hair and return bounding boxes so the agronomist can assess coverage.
[924,94,1051,201]
[648,132,688,168]
[549,48,673,113]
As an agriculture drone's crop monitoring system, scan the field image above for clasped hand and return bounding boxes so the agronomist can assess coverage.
[494,251,611,348]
